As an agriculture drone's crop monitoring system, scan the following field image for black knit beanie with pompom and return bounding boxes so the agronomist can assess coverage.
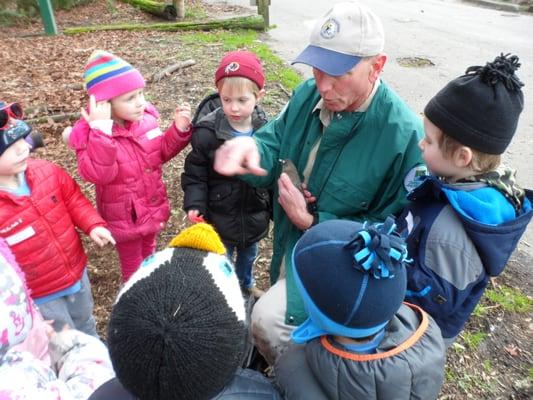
[424,53,524,155]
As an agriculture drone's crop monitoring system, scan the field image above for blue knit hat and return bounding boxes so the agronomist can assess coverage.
[291,218,408,343]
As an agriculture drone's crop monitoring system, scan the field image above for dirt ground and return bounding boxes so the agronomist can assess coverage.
[1,1,532,398]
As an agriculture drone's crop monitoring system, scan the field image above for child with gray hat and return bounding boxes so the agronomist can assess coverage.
[275,218,446,399]
[399,54,533,346]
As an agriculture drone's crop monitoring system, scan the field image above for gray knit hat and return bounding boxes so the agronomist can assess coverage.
[107,224,246,400]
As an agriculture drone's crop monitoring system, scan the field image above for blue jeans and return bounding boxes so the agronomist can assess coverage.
[224,242,258,289]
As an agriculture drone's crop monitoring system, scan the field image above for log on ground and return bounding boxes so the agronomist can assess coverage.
[63,15,266,34]
[119,0,177,20]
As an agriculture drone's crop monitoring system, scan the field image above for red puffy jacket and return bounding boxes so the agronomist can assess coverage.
[68,103,192,242]
[0,159,106,298]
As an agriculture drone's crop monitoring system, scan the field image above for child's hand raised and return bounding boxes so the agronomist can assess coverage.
[174,102,192,132]
[89,226,116,247]
[81,95,111,123]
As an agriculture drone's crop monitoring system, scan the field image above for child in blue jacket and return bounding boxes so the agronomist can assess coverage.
[399,54,532,345]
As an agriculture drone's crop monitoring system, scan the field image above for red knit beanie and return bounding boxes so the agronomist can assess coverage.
[215,51,265,90]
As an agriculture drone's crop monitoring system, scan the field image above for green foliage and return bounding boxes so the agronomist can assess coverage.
[483,360,493,373]
[529,367,533,381]
[180,30,303,91]
[472,302,489,317]
[184,1,206,19]
[485,285,533,313]
[445,367,495,394]
[0,9,27,26]
[106,0,118,14]
[1,0,92,18]
[461,331,487,351]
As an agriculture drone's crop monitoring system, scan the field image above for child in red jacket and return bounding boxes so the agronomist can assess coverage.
[0,101,114,336]
[65,50,192,282]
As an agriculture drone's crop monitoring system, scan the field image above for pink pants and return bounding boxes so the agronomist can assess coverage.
[115,234,157,282]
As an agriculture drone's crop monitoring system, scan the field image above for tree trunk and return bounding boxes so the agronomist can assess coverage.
[257,0,269,27]
[120,0,177,20]
[63,15,266,35]
[173,0,185,19]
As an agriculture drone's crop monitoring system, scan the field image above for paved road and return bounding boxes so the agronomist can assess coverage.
[208,0,533,255]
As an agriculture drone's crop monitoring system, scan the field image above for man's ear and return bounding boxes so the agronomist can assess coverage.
[453,146,473,168]
[369,54,387,83]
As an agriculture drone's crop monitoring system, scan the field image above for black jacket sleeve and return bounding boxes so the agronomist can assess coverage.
[181,128,213,216]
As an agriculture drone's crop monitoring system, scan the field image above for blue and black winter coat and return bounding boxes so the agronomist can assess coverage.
[398,176,533,339]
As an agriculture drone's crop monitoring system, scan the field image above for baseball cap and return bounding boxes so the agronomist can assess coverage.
[292,1,384,76]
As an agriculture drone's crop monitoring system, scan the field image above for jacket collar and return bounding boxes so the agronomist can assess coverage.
[196,106,268,141]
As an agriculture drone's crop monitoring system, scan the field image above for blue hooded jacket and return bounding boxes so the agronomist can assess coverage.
[398,176,532,339]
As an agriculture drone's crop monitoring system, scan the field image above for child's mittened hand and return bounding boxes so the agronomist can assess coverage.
[81,95,112,125]
[89,226,116,247]
[174,102,192,132]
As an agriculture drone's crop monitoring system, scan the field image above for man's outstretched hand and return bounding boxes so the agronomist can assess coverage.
[214,136,267,176]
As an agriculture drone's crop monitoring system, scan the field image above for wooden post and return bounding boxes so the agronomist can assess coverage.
[37,0,58,35]
[173,0,185,19]
[257,0,269,27]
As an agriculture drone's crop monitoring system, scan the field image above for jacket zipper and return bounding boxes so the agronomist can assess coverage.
[240,180,247,248]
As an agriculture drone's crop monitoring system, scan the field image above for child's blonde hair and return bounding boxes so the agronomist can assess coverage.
[439,132,501,174]
[216,76,262,97]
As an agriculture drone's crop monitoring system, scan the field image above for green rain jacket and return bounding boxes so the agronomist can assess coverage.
[243,79,424,325]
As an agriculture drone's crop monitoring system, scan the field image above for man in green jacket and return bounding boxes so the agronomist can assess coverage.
[215,1,425,365]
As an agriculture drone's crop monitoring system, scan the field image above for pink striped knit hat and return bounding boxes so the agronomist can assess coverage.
[83,50,146,102]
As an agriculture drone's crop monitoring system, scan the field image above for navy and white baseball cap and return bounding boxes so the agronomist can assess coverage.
[292,1,385,76]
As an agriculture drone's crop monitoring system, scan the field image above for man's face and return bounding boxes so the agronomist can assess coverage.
[312,58,376,112]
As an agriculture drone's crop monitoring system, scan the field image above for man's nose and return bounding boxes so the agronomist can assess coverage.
[315,75,333,94]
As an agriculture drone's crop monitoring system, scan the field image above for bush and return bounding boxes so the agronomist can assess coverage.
[0,0,92,19]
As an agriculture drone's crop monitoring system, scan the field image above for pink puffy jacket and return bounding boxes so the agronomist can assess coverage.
[68,104,191,242]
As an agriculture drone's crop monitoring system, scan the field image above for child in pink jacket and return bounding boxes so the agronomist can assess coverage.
[0,238,115,399]
[66,50,192,281]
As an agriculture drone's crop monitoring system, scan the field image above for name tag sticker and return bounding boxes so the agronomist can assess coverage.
[146,128,163,140]
[5,226,36,246]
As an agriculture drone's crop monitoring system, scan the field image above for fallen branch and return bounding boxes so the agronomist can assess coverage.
[63,15,266,35]
[148,59,196,83]
[119,0,177,21]
[277,82,291,98]
[27,112,81,124]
